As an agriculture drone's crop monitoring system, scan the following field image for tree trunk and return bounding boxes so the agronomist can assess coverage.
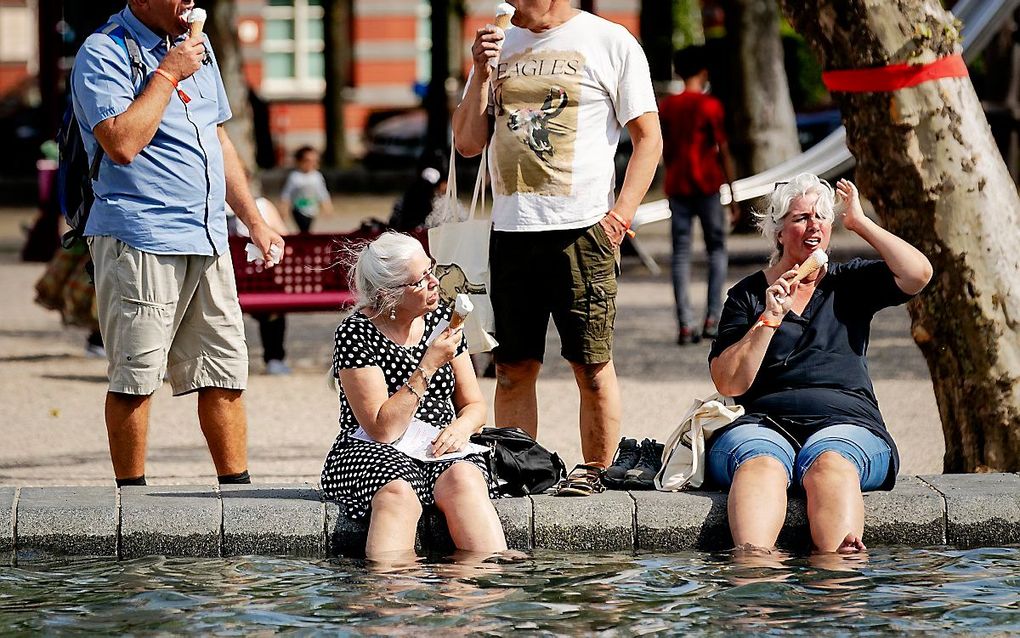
[424,0,451,157]
[724,0,801,174]
[781,0,1020,472]
[641,0,675,85]
[206,0,257,178]
[323,0,353,168]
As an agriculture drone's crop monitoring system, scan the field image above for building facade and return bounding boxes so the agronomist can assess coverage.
[0,0,641,167]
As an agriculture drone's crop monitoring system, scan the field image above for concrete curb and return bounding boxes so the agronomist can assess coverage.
[3,475,1019,560]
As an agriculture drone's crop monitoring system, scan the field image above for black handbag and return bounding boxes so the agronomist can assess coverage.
[470,427,567,496]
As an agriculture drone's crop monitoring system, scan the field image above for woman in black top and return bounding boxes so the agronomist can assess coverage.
[320,232,505,559]
[708,174,932,553]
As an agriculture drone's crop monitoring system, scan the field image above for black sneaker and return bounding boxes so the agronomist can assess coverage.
[624,439,665,490]
[604,438,641,489]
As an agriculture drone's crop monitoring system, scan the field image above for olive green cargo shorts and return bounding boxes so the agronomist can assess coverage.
[489,222,619,365]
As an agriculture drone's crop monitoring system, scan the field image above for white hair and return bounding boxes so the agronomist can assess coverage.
[754,172,836,264]
[339,232,425,318]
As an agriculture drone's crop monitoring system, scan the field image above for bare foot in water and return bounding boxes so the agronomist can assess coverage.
[836,533,867,554]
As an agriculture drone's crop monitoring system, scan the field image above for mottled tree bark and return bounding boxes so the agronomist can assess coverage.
[781,0,1020,472]
[206,0,257,176]
[724,0,801,174]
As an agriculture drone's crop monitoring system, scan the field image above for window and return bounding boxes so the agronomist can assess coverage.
[262,0,325,96]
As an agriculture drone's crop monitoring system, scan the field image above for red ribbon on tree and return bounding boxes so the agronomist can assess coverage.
[822,54,968,93]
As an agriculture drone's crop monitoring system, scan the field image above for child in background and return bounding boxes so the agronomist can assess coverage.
[228,181,293,375]
[281,146,333,233]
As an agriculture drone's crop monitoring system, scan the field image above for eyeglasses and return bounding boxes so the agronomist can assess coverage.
[401,258,437,290]
[772,178,831,193]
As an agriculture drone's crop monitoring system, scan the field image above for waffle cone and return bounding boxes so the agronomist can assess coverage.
[189,21,205,38]
[792,254,824,283]
[449,312,467,330]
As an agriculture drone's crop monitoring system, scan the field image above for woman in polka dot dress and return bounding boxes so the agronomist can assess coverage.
[320,232,506,559]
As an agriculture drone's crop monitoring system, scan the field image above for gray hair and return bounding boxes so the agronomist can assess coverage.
[340,232,425,318]
[754,172,836,264]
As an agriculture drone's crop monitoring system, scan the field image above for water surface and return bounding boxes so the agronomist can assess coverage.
[1,547,1018,635]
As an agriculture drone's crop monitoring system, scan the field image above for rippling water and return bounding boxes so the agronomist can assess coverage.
[1,547,1018,635]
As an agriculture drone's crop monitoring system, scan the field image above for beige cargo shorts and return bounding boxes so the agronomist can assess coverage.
[90,236,249,396]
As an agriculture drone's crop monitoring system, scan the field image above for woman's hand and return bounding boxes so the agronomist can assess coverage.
[421,325,463,374]
[836,179,868,234]
[430,420,475,457]
[764,268,799,321]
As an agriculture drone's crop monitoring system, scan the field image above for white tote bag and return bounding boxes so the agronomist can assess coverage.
[427,145,499,354]
[654,394,744,491]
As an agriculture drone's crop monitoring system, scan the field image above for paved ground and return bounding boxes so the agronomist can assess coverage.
[0,199,944,485]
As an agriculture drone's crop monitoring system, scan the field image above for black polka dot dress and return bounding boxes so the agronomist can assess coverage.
[320,305,497,520]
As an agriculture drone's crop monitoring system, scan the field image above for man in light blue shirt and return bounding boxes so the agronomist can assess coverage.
[72,0,284,487]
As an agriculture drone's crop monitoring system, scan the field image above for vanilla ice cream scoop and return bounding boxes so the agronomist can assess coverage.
[792,249,829,283]
[449,294,474,330]
[187,7,207,38]
[495,2,515,25]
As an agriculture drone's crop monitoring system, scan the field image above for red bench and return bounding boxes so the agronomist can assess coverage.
[229,229,428,314]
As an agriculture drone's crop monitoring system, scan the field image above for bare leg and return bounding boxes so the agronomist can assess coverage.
[197,388,248,476]
[365,480,423,559]
[105,392,152,480]
[802,451,866,553]
[569,360,620,467]
[434,463,507,553]
[728,456,789,550]
[494,359,542,437]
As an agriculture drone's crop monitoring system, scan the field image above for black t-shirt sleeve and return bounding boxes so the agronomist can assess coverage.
[838,259,915,315]
[332,318,378,375]
[709,277,761,362]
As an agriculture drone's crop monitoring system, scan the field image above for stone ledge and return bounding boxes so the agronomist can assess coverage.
[3,475,1018,559]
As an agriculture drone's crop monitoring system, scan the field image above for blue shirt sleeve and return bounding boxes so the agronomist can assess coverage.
[72,33,138,131]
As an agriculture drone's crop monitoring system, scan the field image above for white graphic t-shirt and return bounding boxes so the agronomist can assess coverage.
[487,11,657,232]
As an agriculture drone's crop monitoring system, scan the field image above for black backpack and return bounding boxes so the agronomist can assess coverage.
[57,23,146,249]
[470,427,567,496]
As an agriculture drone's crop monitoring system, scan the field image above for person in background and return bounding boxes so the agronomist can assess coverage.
[660,45,739,346]
[389,151,449,232]
[707,174,932,554]
[228,176,292,375]
[281,146,333,234]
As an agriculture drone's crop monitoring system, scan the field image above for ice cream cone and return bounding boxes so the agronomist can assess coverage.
[791,249,828,284]
[188,8,207,39]
[494,2,515,29]
[450,294,474,330]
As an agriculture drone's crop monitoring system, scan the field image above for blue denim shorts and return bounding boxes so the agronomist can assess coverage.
[707,423,892,491]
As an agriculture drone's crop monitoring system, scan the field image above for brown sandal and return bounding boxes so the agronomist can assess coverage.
[553,464,606,497]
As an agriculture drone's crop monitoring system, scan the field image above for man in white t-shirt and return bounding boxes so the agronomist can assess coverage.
[453,0,661,495]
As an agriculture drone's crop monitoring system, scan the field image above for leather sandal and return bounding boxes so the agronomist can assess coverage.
[553,464,606,497]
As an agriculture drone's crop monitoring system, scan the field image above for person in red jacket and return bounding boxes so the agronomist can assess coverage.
[660,45,738,345]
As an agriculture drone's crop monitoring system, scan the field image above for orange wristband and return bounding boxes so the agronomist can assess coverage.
[757,313,781,329]
[608,211,637,238]
[153,68,179,88]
